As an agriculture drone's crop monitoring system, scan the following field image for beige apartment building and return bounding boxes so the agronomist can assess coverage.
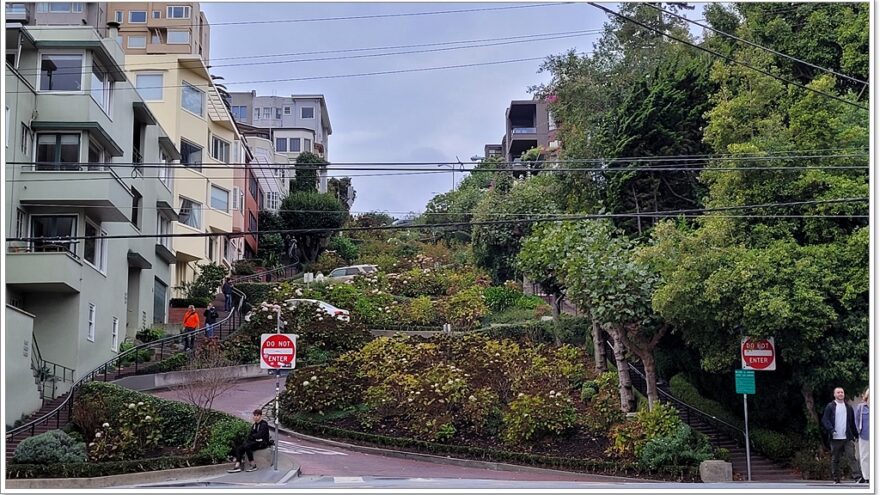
[124,53,243,295]
[107,2,209,63]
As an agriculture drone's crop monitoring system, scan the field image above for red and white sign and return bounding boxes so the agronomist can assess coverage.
[741,337,776,371]
[261,333,297,370]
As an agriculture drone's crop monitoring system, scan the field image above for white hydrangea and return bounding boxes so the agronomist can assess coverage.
[102,422,110,427]
[302,381,310,386]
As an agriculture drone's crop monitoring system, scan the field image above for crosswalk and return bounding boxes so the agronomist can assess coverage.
[276,439,347,456]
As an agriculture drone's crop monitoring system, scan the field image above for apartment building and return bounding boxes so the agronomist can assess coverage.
[124,52,243,294]
[484,98,559,163]
[237,124,289,216]
[107,2,209,63]
[5,2,108,32]
[228,92,333,192]
[5,24,179,423]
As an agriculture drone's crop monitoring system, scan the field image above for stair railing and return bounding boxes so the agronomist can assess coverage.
[6,287,248,447]
[231,263,300,284]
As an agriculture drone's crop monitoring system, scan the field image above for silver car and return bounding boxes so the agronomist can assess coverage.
[327,264,379,282]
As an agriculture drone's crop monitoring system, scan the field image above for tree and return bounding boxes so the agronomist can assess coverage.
[290,151,327,193]
[279,191,346,264]
[328,177,356,210]
[257,211,287,263]
[173,341,238,450]
[471,174,561,283]
[559,220,666,410]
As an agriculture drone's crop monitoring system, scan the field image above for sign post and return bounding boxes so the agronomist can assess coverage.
[261,308,297,472]
[735,367,757,481]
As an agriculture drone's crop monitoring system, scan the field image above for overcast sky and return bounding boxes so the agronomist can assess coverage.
[202,2,704,216]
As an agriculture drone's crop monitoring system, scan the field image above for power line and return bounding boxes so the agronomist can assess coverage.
[646,3,868,86]
[587,3,869,112]
[13,30,604,77]
[6,198,868,242]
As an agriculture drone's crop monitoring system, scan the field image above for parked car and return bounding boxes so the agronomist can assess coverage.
[326,264,379,282]
[285,299,351,322]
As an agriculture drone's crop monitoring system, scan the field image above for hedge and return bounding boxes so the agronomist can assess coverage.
[477,317,591,346]
[169,297,212,308]
[280,415,699,481]
[6,455,214,479]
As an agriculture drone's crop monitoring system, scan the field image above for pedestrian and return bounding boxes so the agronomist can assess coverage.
[821,386,859,483]
[227,409,271,473]
[222,278,234,312]
[855,388,870,484]
[182,305,200,351]
[204,303,219,339]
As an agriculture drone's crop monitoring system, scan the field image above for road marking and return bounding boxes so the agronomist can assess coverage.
[334,477,364,483]
[278,440,347,456]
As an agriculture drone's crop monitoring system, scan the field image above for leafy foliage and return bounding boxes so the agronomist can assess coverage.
[280,191,346,263]
[13,430,87,464]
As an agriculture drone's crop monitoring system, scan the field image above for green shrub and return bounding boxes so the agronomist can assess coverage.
[502,392,577,445]
[792,448,831,480]
[13,430,87,464]
[581,372,624,433]
[180,262,228,302]
[515,295,546,310]
[89,401,162,461]
[751,428,796,462]
[169,297,212,308]
[580,382,598,402]
[232,259,259,275]
[199,417,251,461]
[328,236,359,263]
[638,424,713,470]
[484,307,539,325]
[141,352,188,374]
[6,456,214,479]
[484,286,523,312]
[235,283,277,309]
[406,296,439,325]
[714,447,730,462]
[445,287,489,329]
[313,250,347,275]
[136,327,166,343]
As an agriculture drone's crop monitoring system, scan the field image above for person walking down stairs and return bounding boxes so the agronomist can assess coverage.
[182,305,200,351]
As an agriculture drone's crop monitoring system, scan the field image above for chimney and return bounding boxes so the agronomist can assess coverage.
[106,21,120,41]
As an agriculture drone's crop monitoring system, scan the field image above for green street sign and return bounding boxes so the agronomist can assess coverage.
[735,369,756,395]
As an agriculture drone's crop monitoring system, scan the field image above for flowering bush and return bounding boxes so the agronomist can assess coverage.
[405,296,440,325]
[502,392,578,445]
[444,287,489,329]
[88,401,162,461]
[311,250,346,275]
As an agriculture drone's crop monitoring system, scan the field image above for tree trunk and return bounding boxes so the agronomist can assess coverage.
[801,382,820,428]
[609,326,635,413]
[593,318,607,373]
[642,350,659,410]
[551,293,563,321]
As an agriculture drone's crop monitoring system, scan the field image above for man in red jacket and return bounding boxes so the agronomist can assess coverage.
[182,305,200,351]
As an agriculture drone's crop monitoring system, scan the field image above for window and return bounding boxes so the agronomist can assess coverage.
[36,133,80,170]
[87,140,104,171]
[20,123,32,155]
[158,150,171,187]
[179,197,202,229]
[548,110,556,131]
[135,73,162,101]
[127,35,146,49]
[210,185,229,212]
[232,187,242,211]
[6,50,16,68]
[111,317,119,351]
[131,187,142,229]
[301,107,314,119]
[211,136,230,163]
[114,10,122,22]
[152,10,160,19]
[151,29,162,44]
[230,105,247,120]
[275,137,287,152]
[283,106,291,115]
[208,236,215,261]
[129,10,147,23]
[262,107,270,119]
[249,174,259,200]
[87,304,96,342]
[46,3,82,13]
[37,3,48,13]
[84,219,106,272]
[248,212,258,232]
[90,62,111,112]
[40,54,82,91]
[304,138,311,152]
[158,214,171,248]
[180,139,202,170]
[225,237,234,262]
[167,5,191,18]
[275,107,282,119]
[31,215,77,254]
[253,107,261,120]
[289,138,301,152]
[16,209,27,238]
[181,81,204,116]
[167,30,190,44]
[266,191,279,210]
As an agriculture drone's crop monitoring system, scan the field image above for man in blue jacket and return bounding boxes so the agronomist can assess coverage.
[821,387,859,483]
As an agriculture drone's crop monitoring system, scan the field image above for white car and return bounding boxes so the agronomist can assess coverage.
[327,264,379,282]
[285,298,351,322]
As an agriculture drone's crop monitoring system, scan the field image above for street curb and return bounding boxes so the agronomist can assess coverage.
[274,424,652,483]
[4,462,231,489]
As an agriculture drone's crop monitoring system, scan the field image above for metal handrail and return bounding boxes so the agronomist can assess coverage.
[231,263,299,284]
[6,287,247,443]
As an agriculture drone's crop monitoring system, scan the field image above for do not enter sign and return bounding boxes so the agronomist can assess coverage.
[741,337,776,371]
[261,333,297,369]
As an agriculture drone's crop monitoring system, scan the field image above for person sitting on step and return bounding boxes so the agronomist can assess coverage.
[227,409,271,473]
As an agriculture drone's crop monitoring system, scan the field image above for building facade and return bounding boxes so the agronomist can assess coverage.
[124,52,242,294]
[106,2,209,63]
[484,98,559,163]
[228,92,333,192]
[5,24,179,423]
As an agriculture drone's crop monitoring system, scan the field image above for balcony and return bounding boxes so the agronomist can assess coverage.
[146,42,192,55]
[6,248,83,293]
[6,3,30,23]
[17,167,133,222]
[511,127,537,134]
